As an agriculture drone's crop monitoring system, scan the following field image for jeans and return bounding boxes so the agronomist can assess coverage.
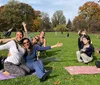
[26,60,45,78]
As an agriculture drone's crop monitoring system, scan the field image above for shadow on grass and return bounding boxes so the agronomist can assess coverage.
[44,67,59,79]
[93,55,97,61]
[39,50,62,65]
[49,75,59,79]
[40,50,61,59]
[42,57,61,65]
[47,50,61,55]
[45,66,52,70]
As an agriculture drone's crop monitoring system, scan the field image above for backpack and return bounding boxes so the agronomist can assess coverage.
[95,61,100,68]
[0,56,6,70]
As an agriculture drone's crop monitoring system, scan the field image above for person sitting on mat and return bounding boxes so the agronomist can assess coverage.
[76,35,94,64]
[21,36,63,82]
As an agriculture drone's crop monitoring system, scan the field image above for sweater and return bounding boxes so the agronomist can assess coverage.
[0,40,25,65]
[26,44,51,62]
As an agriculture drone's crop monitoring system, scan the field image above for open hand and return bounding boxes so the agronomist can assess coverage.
[56,42,63,47]
[22,22,26,27]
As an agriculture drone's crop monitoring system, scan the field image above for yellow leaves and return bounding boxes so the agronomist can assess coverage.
[70,77,74,80]
[54,81,61,85]
[52,66,56,70]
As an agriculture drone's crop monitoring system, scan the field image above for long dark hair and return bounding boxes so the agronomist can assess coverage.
[83,35,91,44]
[21,38,32,50]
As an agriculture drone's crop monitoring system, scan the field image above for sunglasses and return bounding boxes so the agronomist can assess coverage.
[34,37,39,41]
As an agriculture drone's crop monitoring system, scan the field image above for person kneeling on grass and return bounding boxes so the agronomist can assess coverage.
[21,36,63,82]
[76,35,94,64]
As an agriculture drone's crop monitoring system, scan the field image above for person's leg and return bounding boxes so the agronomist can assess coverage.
[80,53,93,63]
[37,60,45,72]
[19,64,30,74]
[4,62,26,76]
[27,61,51,82]
[32,61,45,79]
[76,51,83,62]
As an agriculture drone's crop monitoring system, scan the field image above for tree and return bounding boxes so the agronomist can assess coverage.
[73,1,100,33]
[32,17,42,32]
[52,10,66,27]
[66,19,72,31]
[0,0,35,31]
[53,24,67,34]
[40,12,51,31]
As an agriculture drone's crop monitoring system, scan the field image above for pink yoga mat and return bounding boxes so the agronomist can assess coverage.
[65,66,100,75]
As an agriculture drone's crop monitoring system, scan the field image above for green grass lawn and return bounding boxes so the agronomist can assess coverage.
[0,32,100,85]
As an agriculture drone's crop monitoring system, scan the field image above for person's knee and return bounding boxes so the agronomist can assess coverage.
[76,51,80,55]
[80,53,85,57]
[18,70,26,76]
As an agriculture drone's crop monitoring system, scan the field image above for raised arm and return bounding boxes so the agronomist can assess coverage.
[0,37,15,44]
[22,22,27,32]
[51,42,63,48]
[43,38,46,47]
[22,22,31,39]
[36,42,63,51]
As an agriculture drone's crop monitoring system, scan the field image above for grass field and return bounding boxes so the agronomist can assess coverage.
[0,32,100,85]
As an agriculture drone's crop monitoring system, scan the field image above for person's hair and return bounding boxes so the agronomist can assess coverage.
[78,30,87,37]
[16,30,24,37]
[40,30,45,37]
[33,35,40,42]
[21,38,32,49]
[83,35,91,44]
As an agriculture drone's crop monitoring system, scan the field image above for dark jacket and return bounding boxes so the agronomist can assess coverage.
[78,37,84,50]
[81,44,94,57]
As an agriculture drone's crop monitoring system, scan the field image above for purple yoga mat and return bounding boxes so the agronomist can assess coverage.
[0,71,15,80]
[0,71,36,80]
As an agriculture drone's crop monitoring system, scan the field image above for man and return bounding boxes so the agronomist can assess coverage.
[0,30,30,76]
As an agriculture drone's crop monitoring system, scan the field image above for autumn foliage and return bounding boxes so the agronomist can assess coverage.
[73,1,100,33]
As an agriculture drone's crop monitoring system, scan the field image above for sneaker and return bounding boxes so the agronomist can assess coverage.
[40,70,51,82]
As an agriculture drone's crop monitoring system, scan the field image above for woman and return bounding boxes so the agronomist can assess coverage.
[35,31,47,59]
[0,30,30,76]
[21,36,63,82]
[76,35,94,64]
[38,31,46,47]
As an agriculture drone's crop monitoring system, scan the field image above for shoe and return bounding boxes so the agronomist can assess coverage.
[3,71,10,75]
[84,62,89,64]
[40,70,51,82]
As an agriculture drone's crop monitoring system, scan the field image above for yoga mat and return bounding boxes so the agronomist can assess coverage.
[65,66,100,75]
[0,71,35,80]
[0,71,15,80]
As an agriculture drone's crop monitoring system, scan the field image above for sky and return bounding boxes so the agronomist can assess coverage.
[0,0,99,21]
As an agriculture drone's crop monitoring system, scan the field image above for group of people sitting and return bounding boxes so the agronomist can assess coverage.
[0,22,63,82]
[1,25,100,82]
